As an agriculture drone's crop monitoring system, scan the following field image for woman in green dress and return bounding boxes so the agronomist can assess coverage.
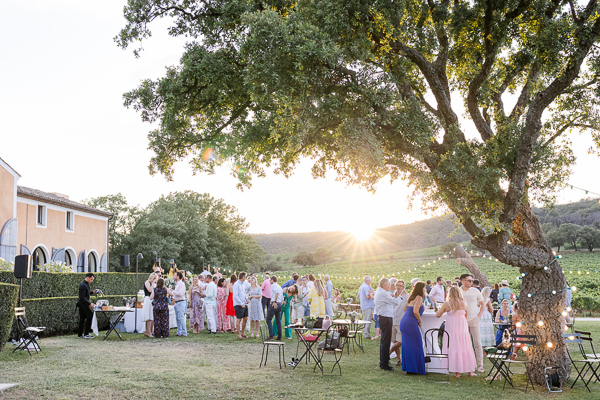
[273,287,294,339]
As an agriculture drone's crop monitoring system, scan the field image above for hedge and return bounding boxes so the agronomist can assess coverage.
[0,282,19,351]
[17,295,129,336]
[0,271,139,299]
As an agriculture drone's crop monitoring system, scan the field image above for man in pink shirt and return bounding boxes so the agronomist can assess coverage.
[261,273,271,316]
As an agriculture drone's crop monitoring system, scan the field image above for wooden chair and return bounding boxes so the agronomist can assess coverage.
[259,323,285,369]
[12,307,45,356]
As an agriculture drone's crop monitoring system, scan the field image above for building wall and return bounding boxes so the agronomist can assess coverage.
[0,163,16,224]
[17,199,108,270]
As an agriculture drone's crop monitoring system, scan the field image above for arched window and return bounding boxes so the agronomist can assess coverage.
[88,252,97,272]
[65,250,73,266]
[33,247,46,271]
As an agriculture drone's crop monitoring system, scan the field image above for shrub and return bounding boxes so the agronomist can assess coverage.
[0,282,19,351]
[19,295,127,336]
[0,271,139,299]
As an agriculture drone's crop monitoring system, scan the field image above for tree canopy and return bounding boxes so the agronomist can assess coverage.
[117,0,600,383]
[86,191,265,272]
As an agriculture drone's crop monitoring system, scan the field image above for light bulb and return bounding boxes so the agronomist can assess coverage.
[562,311,568,316]
[552,290,557,294]
[569,336,575,340]
[566,306,572,312]
[565,325,569,331]
[538,320,544,327]
[553,251,557,256]
[572,286,577,292]
[516,322,522,328]
[522,273,526,277]
[547,342,553,348]
[544,266,549,270]
[528,293,532,298]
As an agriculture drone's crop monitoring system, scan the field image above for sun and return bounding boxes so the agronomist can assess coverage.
[350,227,375,241]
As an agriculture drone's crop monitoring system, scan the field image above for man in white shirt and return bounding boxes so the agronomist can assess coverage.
[460,273,484,373]
[204,274,218,334]
[324,275,334,318]
[374,278,402,371]
[358,276,374,338]
[233,272,249,339]
[169,272,187,337]
[266,275,284,340]
[429,276,446,303]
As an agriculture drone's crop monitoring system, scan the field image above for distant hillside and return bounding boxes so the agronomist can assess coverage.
[253,215,471,255]
[253,198,600,256]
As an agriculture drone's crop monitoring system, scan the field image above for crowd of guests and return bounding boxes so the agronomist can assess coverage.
[140,264,338,341]
[362,273,529,376]
[132,260,542,378]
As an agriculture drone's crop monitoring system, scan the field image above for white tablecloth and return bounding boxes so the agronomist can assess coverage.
[421,310,447,374]
[91,305,176,336]
[123,305,177,333]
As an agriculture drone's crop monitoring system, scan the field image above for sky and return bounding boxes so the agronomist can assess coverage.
[1,1,599,235]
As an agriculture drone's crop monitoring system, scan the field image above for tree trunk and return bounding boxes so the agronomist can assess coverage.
[453,246,491,287]
[476,202,570,386]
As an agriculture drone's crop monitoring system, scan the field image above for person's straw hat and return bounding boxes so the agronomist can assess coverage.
[501,279,509,286]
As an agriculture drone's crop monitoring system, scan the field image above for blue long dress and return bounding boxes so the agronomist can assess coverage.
[400,304,426,374]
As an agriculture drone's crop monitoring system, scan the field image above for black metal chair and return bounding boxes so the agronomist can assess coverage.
[563,333,600,392]
[314,325,346,375]
[492,334,536,392]
[424,328,450,383]
[486,327,513,381]
[575,330,600,359]
[259,323,285,369]
[12,307,45,356]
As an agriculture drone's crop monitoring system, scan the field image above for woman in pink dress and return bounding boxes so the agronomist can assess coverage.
[436,286,476,377]
[216,278,231,333]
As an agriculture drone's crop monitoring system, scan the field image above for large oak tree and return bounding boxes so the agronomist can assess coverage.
[117,0,600,384]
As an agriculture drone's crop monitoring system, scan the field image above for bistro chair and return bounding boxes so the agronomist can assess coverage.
[575,330,600,359]
[492,334,537,392]
[563,333,600,392]
[12,307,45,356]
[314,325,346,375]
[486,328,513,381]
[259,323,285,369]
[424,328,450,383]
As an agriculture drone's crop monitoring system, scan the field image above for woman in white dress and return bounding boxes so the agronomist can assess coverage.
[479,286,495,347]
[142,272,158,337]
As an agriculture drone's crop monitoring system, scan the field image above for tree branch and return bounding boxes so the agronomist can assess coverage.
[501,12,600,226]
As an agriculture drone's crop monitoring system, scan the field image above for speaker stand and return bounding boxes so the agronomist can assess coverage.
[11,278,27,342]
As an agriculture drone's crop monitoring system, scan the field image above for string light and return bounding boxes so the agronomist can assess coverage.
[547,342,553,348]
[538,320,544,327]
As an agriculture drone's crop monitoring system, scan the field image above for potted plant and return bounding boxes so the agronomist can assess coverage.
[303,316,316,329]
[347,311,359,323]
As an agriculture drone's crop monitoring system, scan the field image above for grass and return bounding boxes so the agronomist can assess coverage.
[1,322,599,399]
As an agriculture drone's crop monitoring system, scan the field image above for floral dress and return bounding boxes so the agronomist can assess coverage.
[479,298,495,347]
[153,287,170,338]
[189,285,204,329]
[216,286,231,331]
[248,286,264,321]
[308,287,326,317]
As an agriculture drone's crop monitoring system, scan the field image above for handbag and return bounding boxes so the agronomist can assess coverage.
[314,317,324,329]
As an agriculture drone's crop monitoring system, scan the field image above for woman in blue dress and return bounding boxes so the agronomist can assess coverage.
[400,281,426,374]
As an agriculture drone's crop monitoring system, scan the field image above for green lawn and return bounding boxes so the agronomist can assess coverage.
[1,322,599,399]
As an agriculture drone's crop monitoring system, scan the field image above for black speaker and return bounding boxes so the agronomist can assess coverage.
[14,255,32,279]
[120,255,130,267]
